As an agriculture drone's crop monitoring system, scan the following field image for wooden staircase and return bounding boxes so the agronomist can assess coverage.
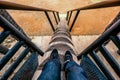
[0,1,120,80]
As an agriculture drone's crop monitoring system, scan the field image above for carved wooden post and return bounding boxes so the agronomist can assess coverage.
[46,18,77,60]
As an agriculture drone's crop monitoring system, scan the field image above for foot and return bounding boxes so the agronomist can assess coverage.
[63,51,73,71]
[64,51,73,62]
[50,49,59,59]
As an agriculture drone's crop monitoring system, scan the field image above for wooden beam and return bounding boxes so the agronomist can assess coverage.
[69,0,120,11]
[0,1,58,12]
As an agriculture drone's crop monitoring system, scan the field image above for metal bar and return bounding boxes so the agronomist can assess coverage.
[69,10,80,32]
[1,47,30,80]
[110,35,120,50]
[77,20,120,60]
[0,41,23,70]
[0,30,10,44]
[57,12,60,21]
[67,11,72,25]
[12,52,38,80]
[90,51,115,80]
[80,55,107,80]
[44,11,55,32]
[0,1,58,12]
[0,9,29,39]
[104,12,120,31]
[99,45,120,77]
[53,12,58,24]
[56,12,59,23]
[68,0,120,11]
[0,44,9,54]
[0,15,44,56]
[66,11,69,20]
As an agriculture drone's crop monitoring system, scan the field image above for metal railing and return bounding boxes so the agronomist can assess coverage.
[0,1,60,32]
[0,0,120,79]
[0,1,60,79]
[0,9,29,39]
[66,0,120,32]
[0,15,44,79]
[66,0,120,79]
[78,15,120,79]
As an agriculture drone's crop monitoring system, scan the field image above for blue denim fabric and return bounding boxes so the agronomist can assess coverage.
[65,61,87,80]
[37,59,61,80]
[38,59,87,80]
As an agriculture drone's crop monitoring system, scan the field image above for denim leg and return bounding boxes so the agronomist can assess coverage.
[37,59,61,80]
[65,61,87,80]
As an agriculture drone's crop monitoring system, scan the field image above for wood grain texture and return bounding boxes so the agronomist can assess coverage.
[1,0,120,35]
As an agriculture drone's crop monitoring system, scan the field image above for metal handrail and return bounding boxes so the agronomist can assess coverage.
[0,1,60,32]
[68,0,120,11]
[67,0,120,32]
[0,1,58,12]
[0,9,30,39]
[77,19,120,59]
[44,11,55,31]
[0,15,44,56]
[66,1,120,78]
[0,1,59,79]
[76,19,120,78]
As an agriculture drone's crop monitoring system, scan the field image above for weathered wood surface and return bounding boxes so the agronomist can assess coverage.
[0,35,119,79]
[0,19,119,79]
[12,52,38,80]
[32,35,120,80]
[32,19,120,80]
[33,19,78,80]
[2,0,120,35]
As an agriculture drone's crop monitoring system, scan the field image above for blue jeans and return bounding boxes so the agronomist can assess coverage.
[37,59,87,80]
[37,59,61,80]
[65,61,87,80]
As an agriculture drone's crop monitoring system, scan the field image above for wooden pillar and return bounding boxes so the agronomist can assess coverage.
[33,19,78,80]
[46,18,77,57]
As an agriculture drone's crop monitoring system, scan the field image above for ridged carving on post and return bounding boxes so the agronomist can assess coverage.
[46,19,77,55]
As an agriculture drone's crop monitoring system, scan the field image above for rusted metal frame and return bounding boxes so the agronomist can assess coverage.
[44,11,55,32]
[69,10,80,32]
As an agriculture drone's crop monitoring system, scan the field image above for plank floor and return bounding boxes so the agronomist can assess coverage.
[0,35,119,80]
[32,35,120,80]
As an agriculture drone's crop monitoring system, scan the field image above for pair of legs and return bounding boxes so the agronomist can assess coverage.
[37,49,87,80]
